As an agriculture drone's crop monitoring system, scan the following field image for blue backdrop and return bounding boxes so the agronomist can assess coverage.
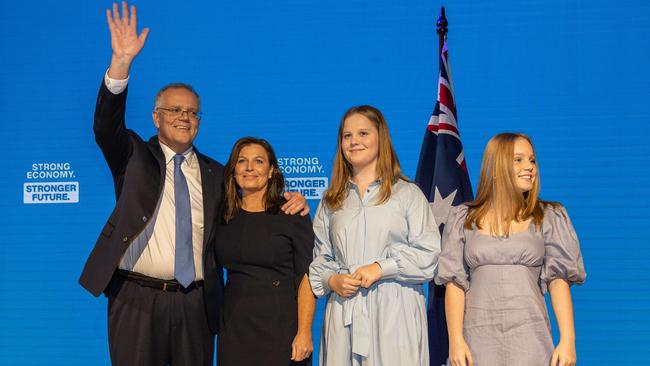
[1,0,648,364]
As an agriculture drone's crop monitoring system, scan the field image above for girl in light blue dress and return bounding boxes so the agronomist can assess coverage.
[309,105,441,366]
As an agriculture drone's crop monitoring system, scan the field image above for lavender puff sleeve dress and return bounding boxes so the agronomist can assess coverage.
[435,204,586,366]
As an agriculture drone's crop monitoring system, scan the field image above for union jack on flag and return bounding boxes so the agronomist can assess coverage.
[414,39,473,366]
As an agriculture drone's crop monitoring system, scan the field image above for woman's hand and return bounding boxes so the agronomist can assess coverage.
[291,330,313,362]
[550,339,576,366]
[351,262,382,288]
[327,274,361,297]
[448,338,473,366]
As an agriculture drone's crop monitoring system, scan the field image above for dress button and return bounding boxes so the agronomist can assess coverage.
[272,280,280,287]
[122,236,128,243]
[142,216,147,222]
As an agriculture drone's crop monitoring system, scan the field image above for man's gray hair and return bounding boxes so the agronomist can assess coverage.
[153,83,201,109]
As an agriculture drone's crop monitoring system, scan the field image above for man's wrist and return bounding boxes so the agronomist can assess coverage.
[104,70,129,95]
[108,56,134,80]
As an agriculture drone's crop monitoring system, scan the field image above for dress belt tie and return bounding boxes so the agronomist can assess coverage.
[340,263,374,358]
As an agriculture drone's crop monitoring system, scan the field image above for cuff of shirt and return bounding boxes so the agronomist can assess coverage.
[376,258,398,280]
[104,69,129,95]
[320,270,336,293]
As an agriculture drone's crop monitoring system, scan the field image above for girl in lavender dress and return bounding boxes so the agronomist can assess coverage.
[435,133,586,366]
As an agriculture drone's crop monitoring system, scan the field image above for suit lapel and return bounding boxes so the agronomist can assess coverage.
[196,150,217,252]
[144,137,167,209]
[147,136,166,176]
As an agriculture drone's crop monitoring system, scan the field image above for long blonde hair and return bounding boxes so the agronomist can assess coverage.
[465,132,549,235]
[323,105,406,210]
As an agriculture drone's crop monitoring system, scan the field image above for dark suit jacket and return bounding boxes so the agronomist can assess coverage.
[79,80,224,334]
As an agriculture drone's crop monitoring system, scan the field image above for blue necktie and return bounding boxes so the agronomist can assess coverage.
[173,154,195,288]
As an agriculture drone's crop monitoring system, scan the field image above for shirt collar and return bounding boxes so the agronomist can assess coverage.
[348,178,382,189]
[159,142,197,168]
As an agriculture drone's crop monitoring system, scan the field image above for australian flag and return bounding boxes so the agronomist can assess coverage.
[415,39,473,366]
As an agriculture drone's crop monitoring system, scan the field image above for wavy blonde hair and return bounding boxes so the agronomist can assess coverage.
[323,105,406,210]
[465,132,551,235]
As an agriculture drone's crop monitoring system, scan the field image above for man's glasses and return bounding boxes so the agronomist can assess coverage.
[155,107,202,121]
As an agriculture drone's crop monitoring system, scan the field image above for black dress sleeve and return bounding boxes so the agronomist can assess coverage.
[289,213,315,294]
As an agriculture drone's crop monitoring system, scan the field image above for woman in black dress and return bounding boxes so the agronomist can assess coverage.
[216,137,316,365]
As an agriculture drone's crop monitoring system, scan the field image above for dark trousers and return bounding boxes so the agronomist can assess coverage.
[105,276,214,366]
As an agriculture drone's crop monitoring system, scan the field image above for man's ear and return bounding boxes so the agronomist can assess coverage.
[152,110,160,129]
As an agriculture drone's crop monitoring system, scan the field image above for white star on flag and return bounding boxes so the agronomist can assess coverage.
[430,187,457,227]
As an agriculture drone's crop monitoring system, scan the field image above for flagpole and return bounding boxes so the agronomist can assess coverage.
[437,6,448,55]
[417,7,473,365]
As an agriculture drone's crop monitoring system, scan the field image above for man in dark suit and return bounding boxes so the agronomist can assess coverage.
[79,3,306,365]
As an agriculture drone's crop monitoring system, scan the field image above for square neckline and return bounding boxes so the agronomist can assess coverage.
[474,219,535,239]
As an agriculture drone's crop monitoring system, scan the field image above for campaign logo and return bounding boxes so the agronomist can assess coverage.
[23,162,79,204]
[278,157,328,200]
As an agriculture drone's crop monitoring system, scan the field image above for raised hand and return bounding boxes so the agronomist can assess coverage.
[106,1,150,79]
